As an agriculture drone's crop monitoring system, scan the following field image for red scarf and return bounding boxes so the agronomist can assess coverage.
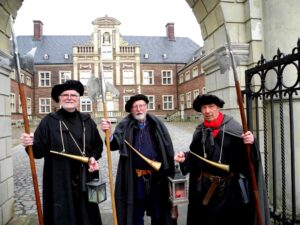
[203,112,224,137]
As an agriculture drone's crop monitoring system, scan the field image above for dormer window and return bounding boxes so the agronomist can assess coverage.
[43,54,49,60]
[144,53,149,59]
[162,53,167,59]
[64,54,69,59]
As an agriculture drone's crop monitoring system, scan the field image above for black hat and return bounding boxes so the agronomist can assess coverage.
[125,94,149,112]
[193,94,225,112]
[51,80,84,102]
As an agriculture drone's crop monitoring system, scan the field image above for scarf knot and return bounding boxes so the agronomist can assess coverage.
[203,112,224,138]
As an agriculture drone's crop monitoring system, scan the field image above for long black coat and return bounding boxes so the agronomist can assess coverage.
[110,113,175,225]
[180,115,270,225]
[30,109,103,225]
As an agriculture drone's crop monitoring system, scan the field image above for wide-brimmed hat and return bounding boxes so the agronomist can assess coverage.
[51,80,84,102]
[125,94,149,112]
[193,94,225,112]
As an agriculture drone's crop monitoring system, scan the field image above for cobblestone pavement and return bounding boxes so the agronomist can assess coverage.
[8,121,198,225]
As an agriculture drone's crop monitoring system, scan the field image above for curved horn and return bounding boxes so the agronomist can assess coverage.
[50,150,89,164]
[124,140,161,171]
[189,151,230,172]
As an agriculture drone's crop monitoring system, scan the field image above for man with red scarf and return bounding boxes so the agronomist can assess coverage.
[174,94,270,225]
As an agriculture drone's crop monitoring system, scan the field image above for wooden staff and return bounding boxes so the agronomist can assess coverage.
[10,16,44,225]
[100,66,118,225]
[224,23,263,225]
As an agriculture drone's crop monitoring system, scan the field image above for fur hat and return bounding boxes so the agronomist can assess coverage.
[193,94,225,112]
[51,80,84,102]
[125,94,149,112]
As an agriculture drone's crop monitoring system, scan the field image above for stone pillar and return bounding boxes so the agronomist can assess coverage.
[0,0,23,224]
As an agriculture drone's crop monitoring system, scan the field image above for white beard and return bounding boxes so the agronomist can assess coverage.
[133,113,146,122]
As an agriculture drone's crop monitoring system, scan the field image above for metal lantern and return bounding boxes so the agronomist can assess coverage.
[86,178,107,204]
[168,164,188,205]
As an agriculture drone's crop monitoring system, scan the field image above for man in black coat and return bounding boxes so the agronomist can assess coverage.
[100,94,175,225]
[21,80,103,225]
[174,94,270,225]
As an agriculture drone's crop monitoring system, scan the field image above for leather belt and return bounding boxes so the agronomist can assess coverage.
[201,172,234,205]
[135,169,152,177]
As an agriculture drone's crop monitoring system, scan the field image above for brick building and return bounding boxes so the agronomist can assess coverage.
[11,15,205,124]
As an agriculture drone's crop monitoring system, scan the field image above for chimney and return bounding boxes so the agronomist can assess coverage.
[166,23,175,41]
[33,20,43,40]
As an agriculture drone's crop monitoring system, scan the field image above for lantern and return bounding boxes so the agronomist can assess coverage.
[168,164,188,205]
[86,178,107,204]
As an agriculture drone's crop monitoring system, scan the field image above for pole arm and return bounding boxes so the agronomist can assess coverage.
[10,16,44,225]
[224,23,263,225]
[100,66,118,225]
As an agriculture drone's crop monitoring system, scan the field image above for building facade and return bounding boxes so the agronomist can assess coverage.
[11,16,204,124]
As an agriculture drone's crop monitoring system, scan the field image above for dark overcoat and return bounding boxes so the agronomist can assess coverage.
[110,113,175,225]
[180,115,270,225]
[30,109,103,225]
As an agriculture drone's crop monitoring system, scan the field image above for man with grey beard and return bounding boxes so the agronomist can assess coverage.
[100,94,176,225]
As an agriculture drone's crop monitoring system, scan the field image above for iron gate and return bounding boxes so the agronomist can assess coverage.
[244,40,300,225]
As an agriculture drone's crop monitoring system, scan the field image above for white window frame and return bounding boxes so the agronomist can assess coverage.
[192,66,198,78]
[10,93,16,113]
[193,89,200,99]
[80,97,92,112]
[161,70,172,85]
[186,92,192,108]
[179,74,184,84]
[180,94,185,110]
[146,95,155,110]
[104,70,114,85]
[39,71,51,87]
[185,71,190,81]
[142,70,154,85]
[162,95,174,110]
[123,69,135,85]
[18,96,22,113]
[39,98,51,114]
[27,98,32,115]
[79,70,91,86]
[59,71,72,84]
[26,76,32,86]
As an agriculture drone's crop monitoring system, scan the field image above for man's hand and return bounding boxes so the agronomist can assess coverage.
[174,151,186,163]
[88,157,99,172]
[21,133,34,147]
[241,131,254,145]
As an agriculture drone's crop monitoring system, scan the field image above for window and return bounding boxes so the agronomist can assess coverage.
[18,96,22,113]
[163,95,174,110]
[20,73,25,83]
[143,70,154,85]
[27,98,32,115]
[10,93,16,113]
[39,71,51,87]
[80,97,92,112]
[79,70,91,86]
[59,71,72,84]
[162,71,172,85]
[39,98,51,113]
[185,71,190,81]
[179,74,184,84]
[186,92,192,108]
[180,94,185,110]
[26,76,32,86]
[123,69,135,85]
[193,89,200,99]
[104,70,113,85]
[192,66,198,78]
[146,95,155,110]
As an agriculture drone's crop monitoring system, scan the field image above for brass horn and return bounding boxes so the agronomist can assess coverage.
[189,151,230,172]
[50,150,89,164]
[124,140,161,171]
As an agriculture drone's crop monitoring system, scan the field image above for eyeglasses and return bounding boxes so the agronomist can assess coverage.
[60,93,80,98]
[132,104,147,110]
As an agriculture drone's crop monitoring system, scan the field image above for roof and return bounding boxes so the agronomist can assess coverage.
[16,35,201,65]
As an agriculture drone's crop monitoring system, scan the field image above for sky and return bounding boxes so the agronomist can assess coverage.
[14,0,203,46]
